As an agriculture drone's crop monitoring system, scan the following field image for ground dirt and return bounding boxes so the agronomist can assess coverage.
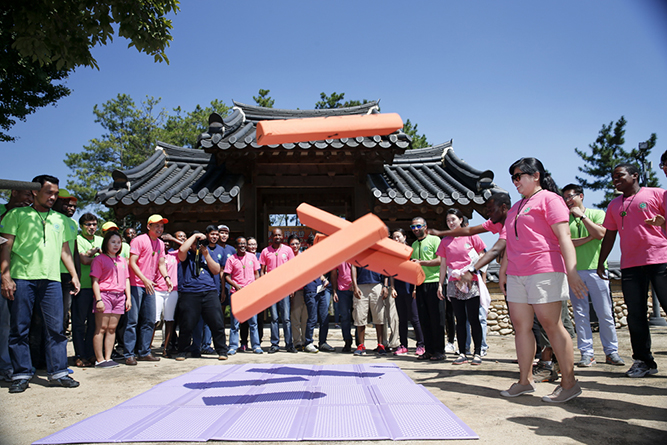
[1,325,666,445]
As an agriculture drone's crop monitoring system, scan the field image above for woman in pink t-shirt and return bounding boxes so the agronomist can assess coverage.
[90,232,131,368]
[498,157,587,403]
[436,209,486,365]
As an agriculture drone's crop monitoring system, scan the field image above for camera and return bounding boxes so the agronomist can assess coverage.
[197,238,209,247]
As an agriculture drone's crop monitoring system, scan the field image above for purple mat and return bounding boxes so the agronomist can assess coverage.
[34,363,478,443]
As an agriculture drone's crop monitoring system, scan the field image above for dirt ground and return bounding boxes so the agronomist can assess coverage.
[1,325,666,445]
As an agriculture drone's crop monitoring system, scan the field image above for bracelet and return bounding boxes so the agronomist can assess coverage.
[96,299,102,303]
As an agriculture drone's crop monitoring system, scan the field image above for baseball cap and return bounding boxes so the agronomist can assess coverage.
[217,224,229,232]
[57,189,78,202]
[148,214,169,224]
[101,222,119,232]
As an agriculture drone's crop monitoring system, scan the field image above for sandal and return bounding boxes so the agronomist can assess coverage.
[417,352,432,361]
[75,358,92,368]
[430,354,445,361]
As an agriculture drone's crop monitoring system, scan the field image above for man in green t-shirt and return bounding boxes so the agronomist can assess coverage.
[53,189,79,337]
[562,184,623,368]
[72,213,103,367]
[410,217,444,361]
[0,175,81,393]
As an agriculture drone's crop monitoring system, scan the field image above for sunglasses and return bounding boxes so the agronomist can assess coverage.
[410,224,424,230]
[511,172,530,182]
[83,222,98,227]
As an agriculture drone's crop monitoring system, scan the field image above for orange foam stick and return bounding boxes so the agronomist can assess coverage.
[231,213,388,322]
[313,234,425,286]
[297,203,412,259]
[256,113,404,146]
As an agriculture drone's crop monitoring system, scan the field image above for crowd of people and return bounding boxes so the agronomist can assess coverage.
[1,152,666,404]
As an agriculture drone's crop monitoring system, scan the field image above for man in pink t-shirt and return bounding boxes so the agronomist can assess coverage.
[124,215,172,365]
[260,228,295,353]
[598,164,667,378]
[331,262,353,351]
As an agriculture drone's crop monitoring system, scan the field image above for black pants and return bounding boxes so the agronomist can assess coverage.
[451,296,482,356]
[415,282,444,355]
[442,297,456,344]
[622,263,667,368]
[177,290,228,354]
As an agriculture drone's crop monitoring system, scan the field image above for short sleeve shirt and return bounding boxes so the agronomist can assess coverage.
[504,190,569,276]
[129,233,166,287]
[155,250,179,291]
[603,187,667,269]
[569,208,607,271]
[259,244,294,272]
[90,254,129,293]
[77,234,103,289]
[224,253,260,293]
[0,207,78,281]
[179,245,223,293]
[335,262,352,291]
[482,219,507,239]
[436,235,486,281]
[60,216,78,274]
[410,235,441,283]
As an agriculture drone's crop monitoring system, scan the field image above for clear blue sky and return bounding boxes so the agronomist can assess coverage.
[3,0,667,260]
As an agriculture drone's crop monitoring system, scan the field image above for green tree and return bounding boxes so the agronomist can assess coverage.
[159,99,230,147]
[1,0,179,142]
[575,116,659,208]
[253,89,274,108]
[402,119,429,149]
[315,92,368,109]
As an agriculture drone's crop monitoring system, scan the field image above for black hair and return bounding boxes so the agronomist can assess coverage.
[488,192,511,208]
[247,236,257,243]
[188,230,201,238]
[236,236,246,244]
[561,183,583,195]
[79,212,98,225]
[446,208,465,220]
[411,216,426,225]
[32,175,59,187]
[391,228,406,237]
[101,231,122,256]
[205,225,218,234]
[509,157,560,195]
[661,150,667,164]
[613,163,640,177]
[288,234,300,244]
[306,234,315,245]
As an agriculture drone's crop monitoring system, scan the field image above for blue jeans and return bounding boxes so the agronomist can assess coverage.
[9,280,68,380]
[270,296,292,348]
[336,290,353,343]
[229,313,260,351]
[71,288,95,360]
[570,269,619,356]
[124,286,156,358]
[304,288,331,346]
[0,297,12,379]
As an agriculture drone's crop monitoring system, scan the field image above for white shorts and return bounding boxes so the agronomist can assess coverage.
[155,290,179,322]
[506,273,569,305]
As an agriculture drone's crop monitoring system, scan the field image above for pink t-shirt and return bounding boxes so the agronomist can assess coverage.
[129,233,166,287]
[155,250,179,291]
[259,243,294,272]
[603,187,667,269]
[482,219,507,240]
[436,236,486,281]
[335,262,352,291]
[224,253,261,293]
[504,190,569,276]
[90,254,129,293]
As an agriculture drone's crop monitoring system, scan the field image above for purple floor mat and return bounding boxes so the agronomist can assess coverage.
[34,363,478,443]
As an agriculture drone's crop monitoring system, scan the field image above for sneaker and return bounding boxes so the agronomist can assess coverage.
[268,345,280,354]
[480,348,488,357]
[625,360,658,378]
[200,346,216,355]
[500,382,536,398]
[319,343,335,352]
[533,361,559,383]
[253,348,264,354]
[174,353,186,361]
[576,355,596,367]
[445,342,457,354]
[471,354,482,365]
[239,345,248,352]
[295,344,304,352]
[51,375,80,388]
[376,345,388,356]
[394,346,409,356]
[342,342,352,353]
[605,353,625,366]
[218,353,228,360]
[304,343,319,353]
[415,346,425,356]
[95,360,119,368]
[542,381,582,403]
[286,346,297,353]
[227,348,237,356]
[453,354,468,365]
[8,379,30,394]
[353,345,367,356]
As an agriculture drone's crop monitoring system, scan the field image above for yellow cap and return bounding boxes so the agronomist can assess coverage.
[147,214,168,225]
[101,222,119,232]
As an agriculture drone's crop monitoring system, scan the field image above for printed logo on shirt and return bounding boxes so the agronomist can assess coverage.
[523,207,531,213]
[465,243,471,249]
[53,223,61,231]
[282,254,287,260]
[639,202,647,209]
[217,254,222,260]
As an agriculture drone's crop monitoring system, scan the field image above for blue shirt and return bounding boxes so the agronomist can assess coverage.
[356,267,383,285]
[179,245,224,293]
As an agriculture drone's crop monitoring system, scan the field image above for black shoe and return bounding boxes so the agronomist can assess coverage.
[51,375,80,388]
[286,346,297,353]
[319,343,335,352]
[9,379,30,393]
[268,345,280,354]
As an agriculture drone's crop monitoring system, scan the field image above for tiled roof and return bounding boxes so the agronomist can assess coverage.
[367,141,506,207]
[96,142,244,207]
[196,101,411,151]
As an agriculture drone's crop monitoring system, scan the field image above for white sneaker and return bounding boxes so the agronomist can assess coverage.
[445,342,457,354]
[304,343,319,353]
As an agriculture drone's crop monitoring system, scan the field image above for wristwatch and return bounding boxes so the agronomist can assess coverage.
[468,266,478,275]
[579,214,587,221]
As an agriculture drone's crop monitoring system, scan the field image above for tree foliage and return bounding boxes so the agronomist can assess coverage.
[1,0,179,142]
[575,116,659,208]
[64,94,229,216]
[253,89,274,108]
[402,118,429,150]
[315,92,368,109]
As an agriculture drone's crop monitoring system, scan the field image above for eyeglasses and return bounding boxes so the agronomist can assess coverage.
[410,224,424,230]
[83,222,98,227]
[511,172,529,182]
[563,193,578,201]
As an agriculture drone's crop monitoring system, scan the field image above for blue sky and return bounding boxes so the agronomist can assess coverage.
[3,0,667,260]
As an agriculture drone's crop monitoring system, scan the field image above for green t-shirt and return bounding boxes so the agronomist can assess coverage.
[569,207,607,271]
[120,242,131,259]
[60,217,78,274]
[411,234,441,283]
[77,234,103,288]
[0,207,78,281]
